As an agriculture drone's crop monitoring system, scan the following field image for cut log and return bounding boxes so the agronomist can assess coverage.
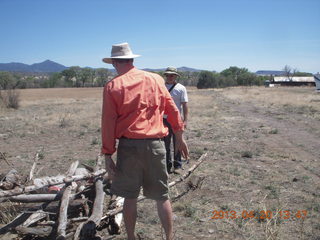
[0,194,64,203]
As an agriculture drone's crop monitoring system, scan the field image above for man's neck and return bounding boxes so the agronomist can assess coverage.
[165,81,176,85]
[116,65,134,75]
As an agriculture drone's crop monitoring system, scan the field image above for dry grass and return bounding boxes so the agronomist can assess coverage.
[0,86,319,239]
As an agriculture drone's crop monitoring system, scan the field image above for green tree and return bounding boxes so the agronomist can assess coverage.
[221,66,249,85]
[41,72,61,88]
[95,68,111,86]
[0,72,14,89]
[61,67,77,87]
[79,68,94,87]
[197,71,216,89]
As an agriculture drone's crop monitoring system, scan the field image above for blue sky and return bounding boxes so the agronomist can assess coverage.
[0,0,319,73]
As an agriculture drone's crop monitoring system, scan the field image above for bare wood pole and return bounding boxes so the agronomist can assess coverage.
[0,169,106,198]
[56,161,79,240]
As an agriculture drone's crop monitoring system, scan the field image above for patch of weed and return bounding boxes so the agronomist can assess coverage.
[265,185,279,199]
[241,151,253,158]
[269,128,278,134]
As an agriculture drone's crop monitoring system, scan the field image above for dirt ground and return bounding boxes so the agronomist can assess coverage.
[0,86,319,240]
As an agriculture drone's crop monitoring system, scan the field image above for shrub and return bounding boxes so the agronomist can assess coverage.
[0,89,20,109]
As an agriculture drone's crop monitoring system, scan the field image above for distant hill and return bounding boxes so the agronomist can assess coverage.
[0,60,67,73]
[255,70,286,76]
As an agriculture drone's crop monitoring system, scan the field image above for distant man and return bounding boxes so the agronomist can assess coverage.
[163,67,189,173]
[101,43,189,240]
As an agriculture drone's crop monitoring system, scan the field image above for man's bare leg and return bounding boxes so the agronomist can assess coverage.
[123,198,138,240]
[157,199,173,240]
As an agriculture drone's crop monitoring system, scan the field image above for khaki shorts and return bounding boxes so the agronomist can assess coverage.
[111,138,169,200]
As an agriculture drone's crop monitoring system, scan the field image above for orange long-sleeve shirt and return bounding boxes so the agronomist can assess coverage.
[101,67,184,155]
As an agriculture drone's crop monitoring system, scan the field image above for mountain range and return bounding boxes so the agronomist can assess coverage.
[0,60,204,73]
[1,60,296,76]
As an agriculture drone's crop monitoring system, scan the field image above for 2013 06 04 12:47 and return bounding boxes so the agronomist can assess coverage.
[211,210,308,220]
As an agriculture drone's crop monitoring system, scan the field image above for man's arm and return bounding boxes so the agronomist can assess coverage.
[101,86,117,155]
[182,102,188,128]
[174,130,189,160]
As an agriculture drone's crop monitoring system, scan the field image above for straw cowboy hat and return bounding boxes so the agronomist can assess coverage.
[102,42,141,64]
[164,67,180,77]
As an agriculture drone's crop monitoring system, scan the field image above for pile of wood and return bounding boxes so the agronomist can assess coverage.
[0,153,207,240]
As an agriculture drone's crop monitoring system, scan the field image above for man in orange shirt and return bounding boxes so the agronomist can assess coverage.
[101,42,189,240]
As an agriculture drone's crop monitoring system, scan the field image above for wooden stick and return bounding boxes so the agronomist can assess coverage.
[22,210,48,227]
[29,152,40,181]
[0,169,106,198]
[0,193,75,203]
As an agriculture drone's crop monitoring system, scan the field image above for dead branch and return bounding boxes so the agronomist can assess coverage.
[168,152,207,188]
[29,152,40,182]
[0,151,12,167]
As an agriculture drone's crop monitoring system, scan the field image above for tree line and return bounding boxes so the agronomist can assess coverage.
[1,65,310,91]
[0,67,113,90]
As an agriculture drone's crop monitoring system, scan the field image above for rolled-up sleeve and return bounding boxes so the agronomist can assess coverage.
[101,85,118,155]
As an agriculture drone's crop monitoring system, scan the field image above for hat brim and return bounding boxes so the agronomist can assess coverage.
[164,71,180,76]
[102,54,141,64]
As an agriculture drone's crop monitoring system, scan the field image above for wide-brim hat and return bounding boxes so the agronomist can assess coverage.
[102,42,141,64]
[164,67,180,76]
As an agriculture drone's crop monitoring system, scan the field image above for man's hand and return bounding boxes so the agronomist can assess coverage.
[183,120,188,129]
[105,155,116,179]
[174,130,189,160]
